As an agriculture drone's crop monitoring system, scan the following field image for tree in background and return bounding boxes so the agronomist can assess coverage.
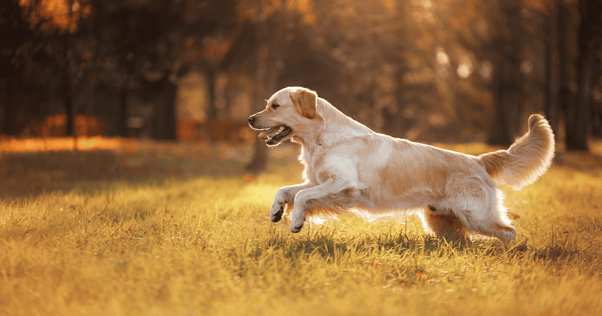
[0,0,30,136]
[565,0,602,151]
[2,0,602,159]
[1,0,86,137]
[240,0,296,173]
[487,0,525,146]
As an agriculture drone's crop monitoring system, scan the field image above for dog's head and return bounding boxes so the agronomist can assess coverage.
[248,87,318,146]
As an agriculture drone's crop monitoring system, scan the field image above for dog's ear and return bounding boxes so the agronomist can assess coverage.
[290,88,317,119]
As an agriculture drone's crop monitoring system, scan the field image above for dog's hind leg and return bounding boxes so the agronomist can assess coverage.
[422,207,469,240]
[450,188,516,242]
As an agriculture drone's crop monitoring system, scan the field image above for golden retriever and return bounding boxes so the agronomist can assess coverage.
[248,87,554,241]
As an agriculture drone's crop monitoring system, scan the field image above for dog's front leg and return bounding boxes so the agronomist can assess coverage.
[270,183,312,222]
[290,181,353,233]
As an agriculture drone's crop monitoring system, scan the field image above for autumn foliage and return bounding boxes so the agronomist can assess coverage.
[3,0,601,152]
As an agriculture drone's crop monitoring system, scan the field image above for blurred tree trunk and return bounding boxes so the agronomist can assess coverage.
[203,22,256,143]
[149,72,177,140]
[245,14,287,174]
[381,105,396,136]
[488,0,523,147]
[64,76,75,138]
[245,44,276,174]
[488,64,512,147]
[593,98,602,138]
[162,83,178,141]
[63,4,76,139]
[247,131,270,174]
[544,6,559,136]
[557,0,573,132]
[567,40,596,151]
[205,68,218,143]
[84,41,101,117]
[565,0,602,151]
[592,64,602,138]
[1,80,16,136]
[206,68,218,122]
[1,0,27,137]
[117,83,129,137]
[63,54,75,138]
[389,70,412,138]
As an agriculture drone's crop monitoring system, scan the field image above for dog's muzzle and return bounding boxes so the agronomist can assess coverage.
[248,115,292,146]
[248,115,258,128]
[262,126,292,145]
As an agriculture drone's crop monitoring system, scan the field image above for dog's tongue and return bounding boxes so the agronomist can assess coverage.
[258,126,283,141]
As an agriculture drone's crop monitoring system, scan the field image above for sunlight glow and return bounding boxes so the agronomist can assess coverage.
[436,50,449,66]
[479,61,493,79]
[520,60,533,74]
[457,60,473,78]
[0,137,123,153]
[420,0,433,9]
[412,11,435,23]
[19,0,91,32]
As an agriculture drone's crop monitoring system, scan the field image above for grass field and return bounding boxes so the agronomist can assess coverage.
[1,141,602,315]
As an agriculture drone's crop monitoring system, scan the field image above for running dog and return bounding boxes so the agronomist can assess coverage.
[248,87,554,241]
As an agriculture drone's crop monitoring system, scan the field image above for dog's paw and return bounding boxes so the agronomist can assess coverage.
[290,214,305,232]
[503,226,517,242]
[290,223,303,233]
[270,200,285,223]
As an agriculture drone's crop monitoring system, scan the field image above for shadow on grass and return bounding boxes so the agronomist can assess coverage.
[259,227,472,257]
[251,225,587,267]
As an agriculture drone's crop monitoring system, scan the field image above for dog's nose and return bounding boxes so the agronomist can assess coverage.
[248,116,256,126]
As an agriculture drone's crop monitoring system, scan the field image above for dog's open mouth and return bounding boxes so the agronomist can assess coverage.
[258,125,292,145]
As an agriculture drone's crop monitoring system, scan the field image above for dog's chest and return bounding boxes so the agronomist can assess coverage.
[300,146,331,185]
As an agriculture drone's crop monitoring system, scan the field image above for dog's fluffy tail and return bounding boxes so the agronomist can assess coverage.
[477,114,555,190]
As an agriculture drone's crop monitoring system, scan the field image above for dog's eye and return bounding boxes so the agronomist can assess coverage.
[271,103,280,110]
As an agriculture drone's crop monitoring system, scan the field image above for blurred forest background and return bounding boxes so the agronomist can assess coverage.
[1,0,602,173]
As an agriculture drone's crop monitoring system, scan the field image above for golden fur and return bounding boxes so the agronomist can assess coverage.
[248,87,555,241]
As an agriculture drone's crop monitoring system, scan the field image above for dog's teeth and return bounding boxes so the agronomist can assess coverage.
[278,126,285,133]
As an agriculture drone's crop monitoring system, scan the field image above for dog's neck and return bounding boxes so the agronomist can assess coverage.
[293,98,374,155]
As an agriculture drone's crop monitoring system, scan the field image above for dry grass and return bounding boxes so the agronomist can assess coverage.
[1,141,602,315]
